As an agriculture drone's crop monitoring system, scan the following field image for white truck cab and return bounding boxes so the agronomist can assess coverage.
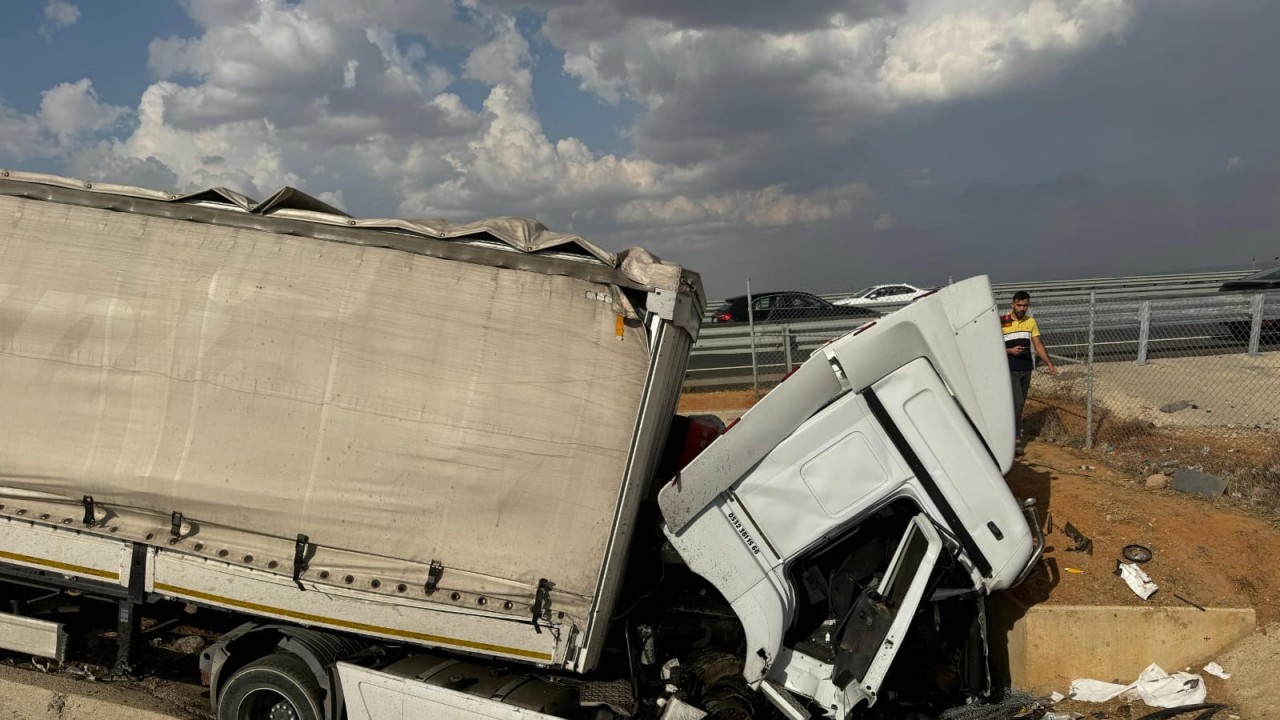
[660,277,1042,717]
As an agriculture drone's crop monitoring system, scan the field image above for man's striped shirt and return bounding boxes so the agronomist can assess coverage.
[1001,313,1040,371]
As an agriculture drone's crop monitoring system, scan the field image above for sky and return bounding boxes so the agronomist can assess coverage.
[1,0,1278,298]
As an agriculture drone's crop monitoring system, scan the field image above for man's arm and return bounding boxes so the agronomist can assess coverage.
[1031,335,1057,374]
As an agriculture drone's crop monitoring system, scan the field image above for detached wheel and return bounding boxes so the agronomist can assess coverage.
[218,652,324,720]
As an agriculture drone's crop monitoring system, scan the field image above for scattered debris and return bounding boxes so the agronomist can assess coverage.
[1070,664,1206,708]
[1063,522,1094,554]
[63,662,104,681]
[1170,470,1227,498]
[939,689,1050,720]
[1173,593,1207,612]
[1160,401,1194,413]
[1145,474,1170,490]
[1079,464,1096,471]
[168,635,206,655]
[1134,703,1226,720]
[1117,562,1159,600]
[1065,567,1084,574]
[1123,544,1154,564]
[1202,662,1230,680]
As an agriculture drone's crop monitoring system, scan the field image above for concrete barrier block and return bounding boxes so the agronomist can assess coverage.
[988,597,1257,692]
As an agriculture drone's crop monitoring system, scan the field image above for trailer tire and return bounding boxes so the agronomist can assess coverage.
[217,652,324,720]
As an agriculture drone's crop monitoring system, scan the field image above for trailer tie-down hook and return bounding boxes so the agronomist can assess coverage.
[532,578,553,634]
[293,534,310,591]
[425,560,444,595]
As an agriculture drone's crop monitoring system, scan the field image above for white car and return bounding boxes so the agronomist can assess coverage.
[834,283,931,306]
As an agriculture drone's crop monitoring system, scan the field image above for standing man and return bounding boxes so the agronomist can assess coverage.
[1002,291,1056,455]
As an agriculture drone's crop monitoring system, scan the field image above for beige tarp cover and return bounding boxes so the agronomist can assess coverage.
[0,175,684,622]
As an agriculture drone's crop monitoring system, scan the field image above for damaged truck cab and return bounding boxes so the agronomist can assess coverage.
[660,279,1043,718]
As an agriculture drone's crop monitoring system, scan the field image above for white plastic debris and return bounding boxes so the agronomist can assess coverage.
[1132,664,1208,707]
[1117,562,1159,600]
[1049,691,1065,703]
[1068,679,1130,703]
[1070,664,1207,709]
[1044,713,1083,720]
[1203,662,1231,680]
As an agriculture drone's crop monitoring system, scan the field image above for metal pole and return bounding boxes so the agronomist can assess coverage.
[1248,294,1264,357]
[1136,300,1151,365]
[747,278,759,398]
[1085,289,1096,449]
[783,325,793,373]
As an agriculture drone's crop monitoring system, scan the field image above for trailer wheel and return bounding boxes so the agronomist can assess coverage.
[217,652,324,720]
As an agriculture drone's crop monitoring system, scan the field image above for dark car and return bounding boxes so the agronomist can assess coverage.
[1218,268,1280,341]
[710,291,879,324]
[1218,267,1280,293]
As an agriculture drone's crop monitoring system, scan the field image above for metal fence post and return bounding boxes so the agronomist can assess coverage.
[1086,289,1096,449]
[1248,293,1265,357]
[783,325,793,372]
[747,279,759,398]
[1136,300,1151,365]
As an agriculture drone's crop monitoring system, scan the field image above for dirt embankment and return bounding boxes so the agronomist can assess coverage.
[1007,442,1280,623]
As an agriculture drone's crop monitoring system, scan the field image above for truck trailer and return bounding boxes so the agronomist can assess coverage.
[0,171,1041,720]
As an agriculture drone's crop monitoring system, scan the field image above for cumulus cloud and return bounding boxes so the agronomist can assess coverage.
[0,103,56,162]
[4,0,1142,268]
[39,0,80,38]
[543,0,1135,162]
[39,80,127,142]
[0,80,125,163]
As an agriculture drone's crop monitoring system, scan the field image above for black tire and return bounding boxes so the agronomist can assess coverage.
[217,652,324,720]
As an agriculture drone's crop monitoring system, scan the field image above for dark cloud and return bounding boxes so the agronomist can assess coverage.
[663,0,1280,297]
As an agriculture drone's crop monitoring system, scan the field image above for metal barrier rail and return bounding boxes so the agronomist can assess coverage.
[701,269,1256,320]
[686,286,1279,390]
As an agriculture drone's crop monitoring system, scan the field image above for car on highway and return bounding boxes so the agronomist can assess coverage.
[1217,268,1280,341]
[1218,267,1280,293]
[833,283,932,306]
[710,291,879,324]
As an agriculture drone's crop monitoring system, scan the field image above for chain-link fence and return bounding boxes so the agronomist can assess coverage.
[1015,289,1280,449]
[686,284,1280,450]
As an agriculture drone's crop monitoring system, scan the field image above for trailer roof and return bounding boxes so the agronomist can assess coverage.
[0,170,701,300]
